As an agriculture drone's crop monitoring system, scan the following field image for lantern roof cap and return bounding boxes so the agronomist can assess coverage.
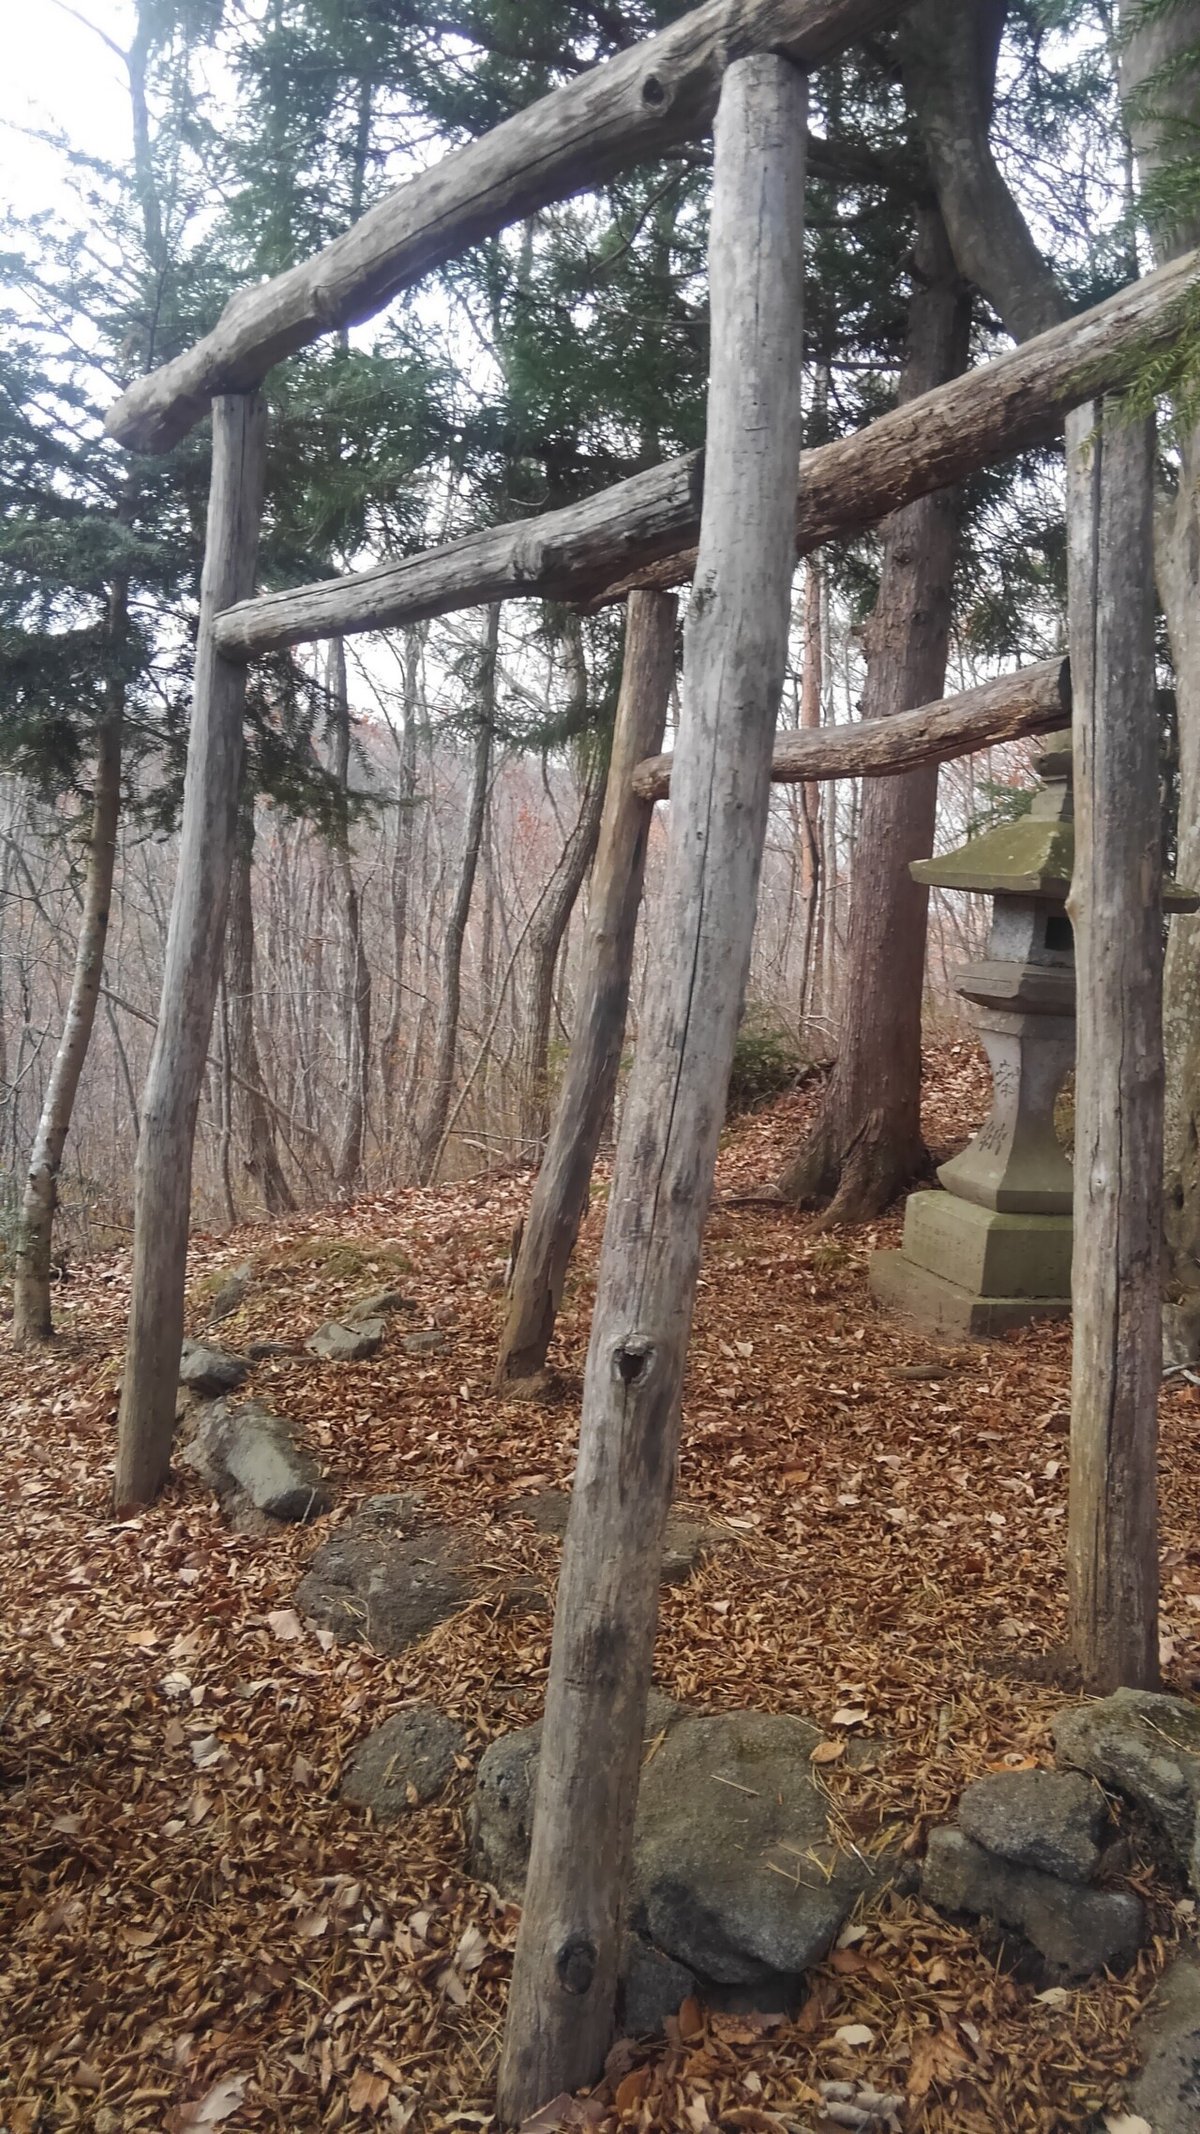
[911,816,1074,899]
[912,816,1199,910]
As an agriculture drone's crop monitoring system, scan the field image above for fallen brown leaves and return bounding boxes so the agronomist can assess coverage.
[0,1041,1193,2131]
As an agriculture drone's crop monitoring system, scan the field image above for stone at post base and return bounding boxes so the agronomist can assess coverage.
[868,1248,1071,1338]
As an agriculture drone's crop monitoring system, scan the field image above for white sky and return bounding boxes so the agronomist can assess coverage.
[1,1,136,217]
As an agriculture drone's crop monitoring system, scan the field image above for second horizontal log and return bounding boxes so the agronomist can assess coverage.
[631,655,1071,800]
[211,249,1199,660]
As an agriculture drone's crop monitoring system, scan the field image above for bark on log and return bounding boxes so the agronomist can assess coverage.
[210,248,1200,659]
[327,639,372,1196]
[227,804,295,1214]
[496,53,807,2122]
[494,590,677,1393]
[105,0,903,454]
[514,618,604,1155]
[414,609,496,1185]
[776,196,969,1224]
[633,655,1069,800]
[113,392,268,1512]
[12,670,124,1343]
[1065,398,1162,1694]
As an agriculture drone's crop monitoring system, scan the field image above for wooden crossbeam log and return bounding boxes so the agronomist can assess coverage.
[105,0,906,454]
[210,249,1200,659]
[631,656,1070,799]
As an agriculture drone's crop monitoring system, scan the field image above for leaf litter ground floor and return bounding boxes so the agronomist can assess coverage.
[2,1041,1197,2134]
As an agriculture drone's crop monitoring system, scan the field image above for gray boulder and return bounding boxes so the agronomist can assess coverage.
[470,1694,686,1898]
[340,1705,465,1819]
[504,1490,725,1585]
[296,1503,473,1653]
[620,1937,697,2036]
[1127,1948,1200,2131]
[921,1826,1143,1977]
[471,1704,888,1990]
[957,1770,1107,1884]
[307,1317,385,1362]
[470,1721,545,1894]
[359,1491,425,1527]
[403,1328,448,1357]
[205,1261,254,1323]
[350,1288,414,1320]
[179,1339,250,1396]
[633,1711,884,1985]
[1055,1689,1200,1888]
[180,1399,330,1521]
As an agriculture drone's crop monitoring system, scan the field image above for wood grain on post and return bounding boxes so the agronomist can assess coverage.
[633,654,1069,800]
[495,52,807,2122]
[494,589,677,1392]
[113,392,268,1511]
[105,0,903,454]
[209,249,1200,659]
[1065,398,1162,1692]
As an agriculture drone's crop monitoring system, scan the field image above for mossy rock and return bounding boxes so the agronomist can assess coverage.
[265,1239,413,1284]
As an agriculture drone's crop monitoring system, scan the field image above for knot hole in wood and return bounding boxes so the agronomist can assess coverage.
[555,1935,598,1996]
[614,1337,653,1386]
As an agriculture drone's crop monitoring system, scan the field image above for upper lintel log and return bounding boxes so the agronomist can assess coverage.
[633,655,1070,800]
[105,0,905,455]
[210,247,1200,660]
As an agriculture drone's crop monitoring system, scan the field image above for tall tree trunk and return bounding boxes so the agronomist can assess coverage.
[778,201,970,1220]
[1117,2,1200,1337]
[11,640,124,1344]
[494,590,677,1393]
[798,557,824,1017]
[414,606,496,1184]
[497,55,806,2119]
[114,390,267,1511]
[226,801,295,1214]
[516,739,607,1152]
[381,629,421,1109]
[327,638,372,1195]
[11,2,182,1337]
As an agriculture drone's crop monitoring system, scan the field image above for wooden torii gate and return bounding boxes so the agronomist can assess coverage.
[105,0,1188,2114]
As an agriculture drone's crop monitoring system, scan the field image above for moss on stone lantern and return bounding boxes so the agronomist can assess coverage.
[869,730,1197,1337]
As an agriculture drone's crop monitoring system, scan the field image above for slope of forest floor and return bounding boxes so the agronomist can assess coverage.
[2,1038,1197,2134]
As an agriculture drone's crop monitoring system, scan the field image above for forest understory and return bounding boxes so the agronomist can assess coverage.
[2,1039,1195,2134]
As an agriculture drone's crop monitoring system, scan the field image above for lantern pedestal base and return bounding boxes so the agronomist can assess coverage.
[868,1248,1071,1339]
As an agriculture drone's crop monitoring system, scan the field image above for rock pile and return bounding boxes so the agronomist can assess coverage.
[1054,1688,1200,1891]
[921,1770,1141,1978]
[332,1678,1200,2047]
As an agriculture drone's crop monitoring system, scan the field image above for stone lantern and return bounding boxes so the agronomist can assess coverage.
[869,730,1196,1337]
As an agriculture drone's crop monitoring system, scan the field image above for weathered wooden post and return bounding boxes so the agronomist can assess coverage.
[114,391,268,1511]
[1065,397,1162,1691]
[496,50,807,2122]
[494,589,677,1393]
